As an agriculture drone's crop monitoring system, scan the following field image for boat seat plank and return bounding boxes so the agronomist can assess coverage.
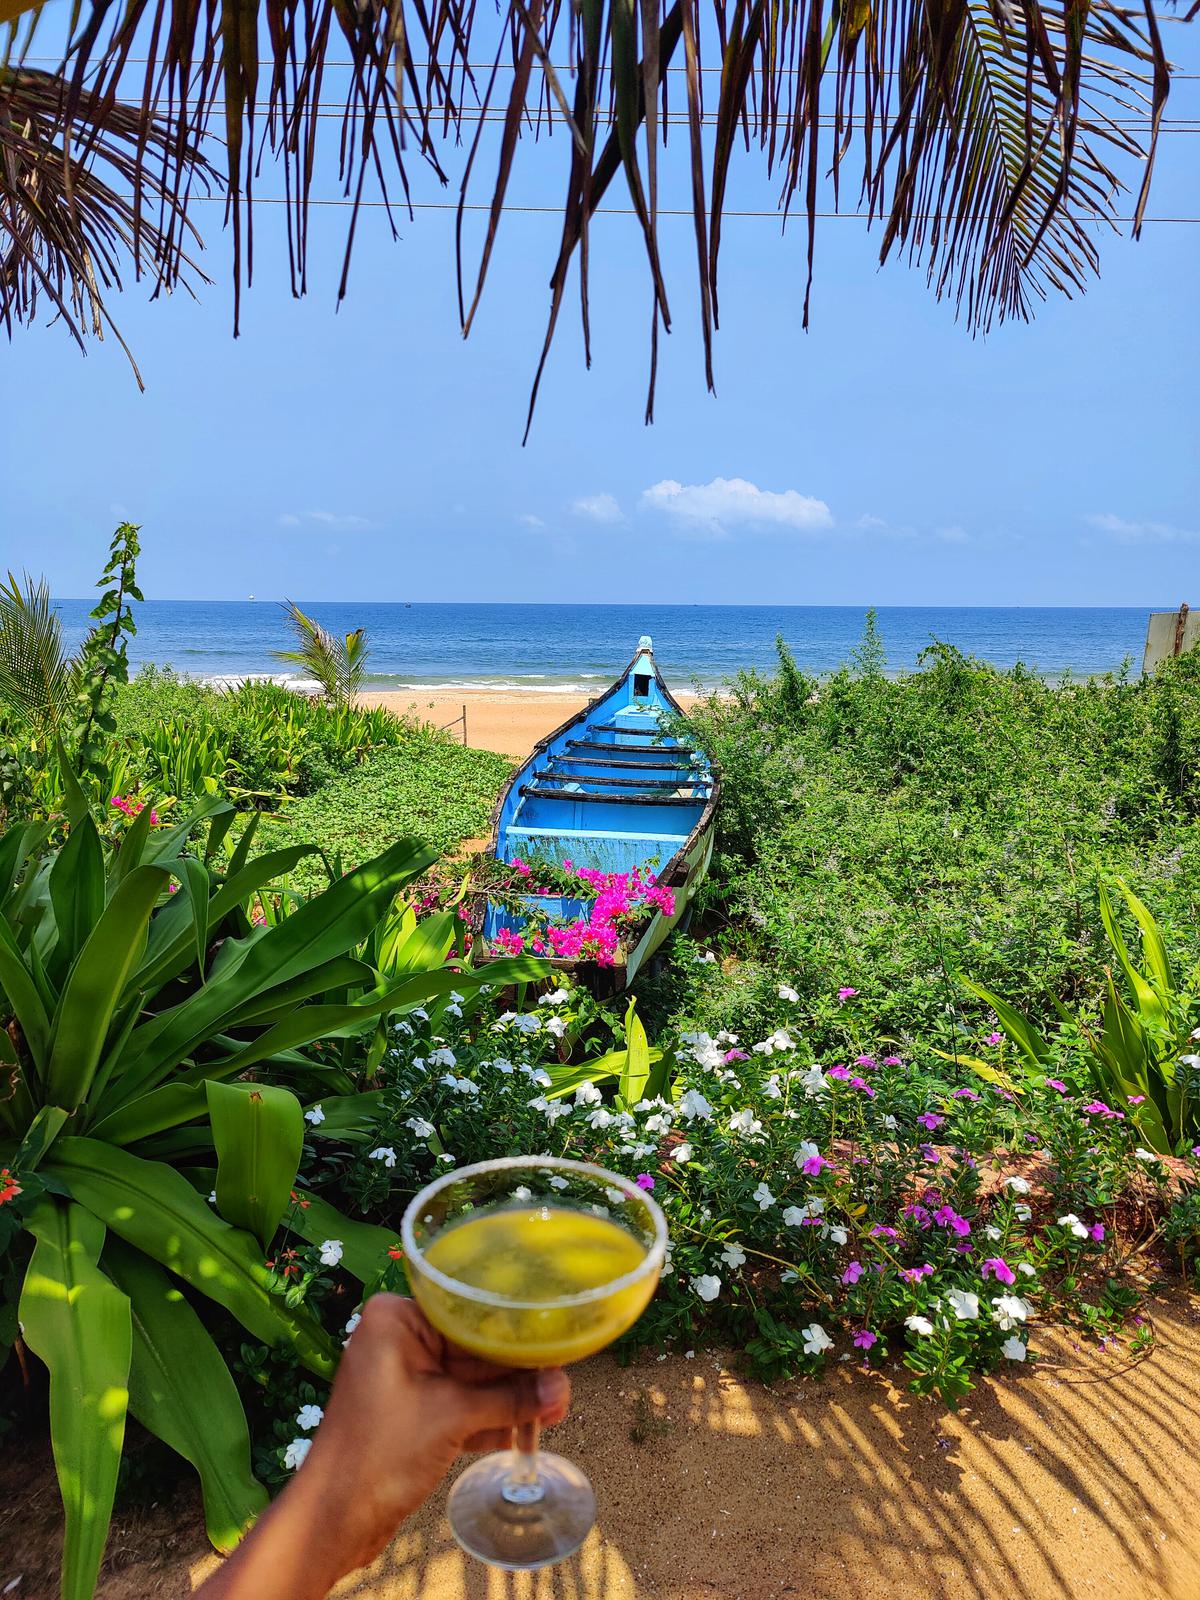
[506,826,693,846]
[565,740,694,761]
[560,755,707,772]
[535,769,707,791]
[586,722,667,735]
[521,785,703,808]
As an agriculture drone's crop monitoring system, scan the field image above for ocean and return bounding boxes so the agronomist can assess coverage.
[52,601,1153,693]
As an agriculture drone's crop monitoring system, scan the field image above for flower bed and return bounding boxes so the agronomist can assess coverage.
[485,856,676,965]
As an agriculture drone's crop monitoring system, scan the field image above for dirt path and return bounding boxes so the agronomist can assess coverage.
[5,1289,1199,1600]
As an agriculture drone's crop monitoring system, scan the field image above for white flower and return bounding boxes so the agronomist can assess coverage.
[544,1014,568,1039]
[992,1295,1033,1331]
[801,1323,833,1356]
[296,1403,324,1431]
[512,1014,541,1035]
[524,1066,552,1088]
[729,1108,764,1139]
[824,1224,848,1247]
[780,1269,799,1283]
[794,1140,821,1170]
[720,1241,747,1269]
[548,1174,569,1190]
[393,1020,413,1036]
[1017,1262,1036,1277]
[283,1437,313,1470]
[678,1088,715,1122]
[1014,1203,1032,1223]
[1003,1176,1030,1194]
[586,1106,615,1130]
[449,991,465,1005]
[530,1096,571,1123]
[405,1116,435,1139]
[1057,1213,1089,1239]
[438,1153,455,1164]
[945,1288,980,1321]
[984,1225,1002,1241]
[778,984,799,1003]
[882,1113,898,1131]
[682,1032,725,1071]
[304,1104,325,1126]
[672,1142,694,1164]
[429,1047,457,1069]
[410,1007,429,1022]
[691,1274,722,1302]
[1134,1147,1159,1163]
[763,1075,783,1100]
[318,1239,343,1267]
[699,949,717,963]
[575,1081,603,1107]
[511,1185,532,1202]
[369,1146,397,1167]
[444,1003,463,1019]
[1179,1053,1200,1069]
[207,1190,217,1204]
[492,1057,515,1075]
[343,1312,361,1341]
[782,1199,824,1226]
[643,1112,672,1136]
[751,1181,776,1210]
[1001,1335,1028,1362]
[544,988,571,1007]
[752,1029,794,1056]
[905,1315,936,1338]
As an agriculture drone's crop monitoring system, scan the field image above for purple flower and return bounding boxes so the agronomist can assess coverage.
[635,1174,655,1191]
[826,1064,851,1081]
[919,1144,941,1165]
[933,1205,971,1238]
[903,1203,931,1229]
[1127,1094,1146,1105]
[1081,1100,1124,1121]
[849,1076,876,1098]
[842,1261,864,1286]
[1089,1222,1105,1242]
[801,1153,832,1177]
[882,1055,903,1067]
[917,1112,944,1132]
[981,1257,1016,1285]
[854,1055,877,1069]
[870,1225,899,1239]
[724,1049,749,1063]
[952,1088,981,1102]
[900,1263,935,1284]
[1045,1079,1068,1094]
[852,1329,878,1350]
[986,1031,1004,1045]
[837,988,859,1001]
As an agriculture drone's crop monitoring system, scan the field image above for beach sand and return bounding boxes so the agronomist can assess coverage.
[362,689,705,762]
[8,1289,1199,1600]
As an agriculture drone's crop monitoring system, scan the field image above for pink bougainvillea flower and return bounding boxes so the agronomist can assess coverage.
[981,1257,1016,1285]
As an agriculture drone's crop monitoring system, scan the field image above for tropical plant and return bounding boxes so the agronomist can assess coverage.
[272,602,369,707]
[0,0,1174,420]
[0,799,544,1600]
[962,878,1200,1154]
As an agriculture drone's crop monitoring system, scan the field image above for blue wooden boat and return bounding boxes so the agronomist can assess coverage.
[472,637,719,992]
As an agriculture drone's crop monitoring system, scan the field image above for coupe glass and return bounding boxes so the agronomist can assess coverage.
[402,1154,667,1570]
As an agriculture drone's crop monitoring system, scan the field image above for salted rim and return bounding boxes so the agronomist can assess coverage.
[400,1154,668,1311]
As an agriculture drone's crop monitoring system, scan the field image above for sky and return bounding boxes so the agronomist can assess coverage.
[3,18,1199,606]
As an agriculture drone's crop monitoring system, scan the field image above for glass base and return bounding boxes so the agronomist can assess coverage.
[446,1449,597,1571]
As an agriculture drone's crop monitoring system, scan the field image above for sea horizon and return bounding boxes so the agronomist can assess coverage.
[53,600,1160,694]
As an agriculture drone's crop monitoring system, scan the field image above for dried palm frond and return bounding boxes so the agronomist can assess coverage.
[2,0,1173,421]
[0,65,212,386]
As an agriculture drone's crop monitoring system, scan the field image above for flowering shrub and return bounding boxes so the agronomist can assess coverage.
[488,857,675,966]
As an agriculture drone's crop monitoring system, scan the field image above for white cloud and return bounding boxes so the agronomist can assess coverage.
[856,513,888,531]
[1087,513,1200,545]
[278,510,378,532]
[937,525,970,545]
[571,493,624,525]
[517,513,546,529]
[640,477,833,539]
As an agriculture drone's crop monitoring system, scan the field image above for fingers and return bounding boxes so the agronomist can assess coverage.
[446,1367,571,1443]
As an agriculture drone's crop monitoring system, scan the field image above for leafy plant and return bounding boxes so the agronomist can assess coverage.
[0,803,544,1599]
[272,603,368,707]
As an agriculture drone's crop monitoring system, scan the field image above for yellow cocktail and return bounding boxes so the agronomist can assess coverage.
[401,1156,666,1572]
[416,1205,655,1365]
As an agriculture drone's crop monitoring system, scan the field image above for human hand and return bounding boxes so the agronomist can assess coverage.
[291,1295,571,1584]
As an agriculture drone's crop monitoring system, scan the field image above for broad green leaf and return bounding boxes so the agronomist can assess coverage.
[21,1199,132,1600]
[45,866,170,1109]
[0,912,51,1071]
[48,816,104,973]
[545,1044,663,1101]
[302,1090,384,1136]
[15,1104,69,1169]
[88,1083,209,1147]
[102,1239,268,1552]
[959,977,1052,1071]
[930,1047,1022,1096]
[47,1139,336,1376]
[1098,881,1164,1028]
[207,1081,304,1250]
[382,909,456,977]
[176,856,211,981]
[617,1000,651,1109]
[285,1188,397,1286]
[1116,875,1175,1001]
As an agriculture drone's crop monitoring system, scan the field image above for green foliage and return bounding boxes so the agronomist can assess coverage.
[272,601,368,706]
[0,807,546,1596]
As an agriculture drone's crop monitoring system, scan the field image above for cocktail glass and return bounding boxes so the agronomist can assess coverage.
[401,1154,667,1570]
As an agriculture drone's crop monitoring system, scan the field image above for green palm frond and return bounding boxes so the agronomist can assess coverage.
[1,0,1172,421]
[272,602,369,706]
[0,571,72,735]
[0,66,212,388]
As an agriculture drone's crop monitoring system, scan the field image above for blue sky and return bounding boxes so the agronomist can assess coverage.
[4,21,1198,605]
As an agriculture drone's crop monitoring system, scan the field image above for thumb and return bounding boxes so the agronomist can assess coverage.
[447,1367,570,1438]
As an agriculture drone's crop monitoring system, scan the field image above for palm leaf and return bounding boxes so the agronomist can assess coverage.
[0,570,71,735]
[4,0,1171,421]
[271,601,368,704]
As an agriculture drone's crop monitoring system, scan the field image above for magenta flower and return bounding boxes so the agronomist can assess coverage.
[1045,1079,1068,1094]
[952,1087,981,1101]
[917,1112,944,1132]
[882,1055,903,1067]
[986,1031,1004,1045]
[933,1205,971,1237]
[919,1144,941,1164]
[826,1064,851,1081]
[981,1257,1016,1285]
[852,1329,877,1350]
[724,1049,749,1063]
[903,1203,931,1229]
[854,1055,877,1069]
[1088,1222,1105,1242]
[801,1153,832,1177]
[870,1224,899,1239]
[837,987,859,1000]
[1127,1094,1146,1105]
[841,1261,864,1286]
[635,1174,655,1191]
[900,1263,934,1284]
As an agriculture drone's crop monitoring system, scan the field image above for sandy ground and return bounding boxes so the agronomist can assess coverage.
[6,1288,1200,1600]
[361,691,704,762]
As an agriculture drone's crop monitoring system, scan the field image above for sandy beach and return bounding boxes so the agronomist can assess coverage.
[362,689,705,762]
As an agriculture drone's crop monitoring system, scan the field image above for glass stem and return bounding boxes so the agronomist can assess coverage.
[502,1416,544,1505]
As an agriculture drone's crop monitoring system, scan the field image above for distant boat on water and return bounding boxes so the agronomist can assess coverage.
[471,637,719,993]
